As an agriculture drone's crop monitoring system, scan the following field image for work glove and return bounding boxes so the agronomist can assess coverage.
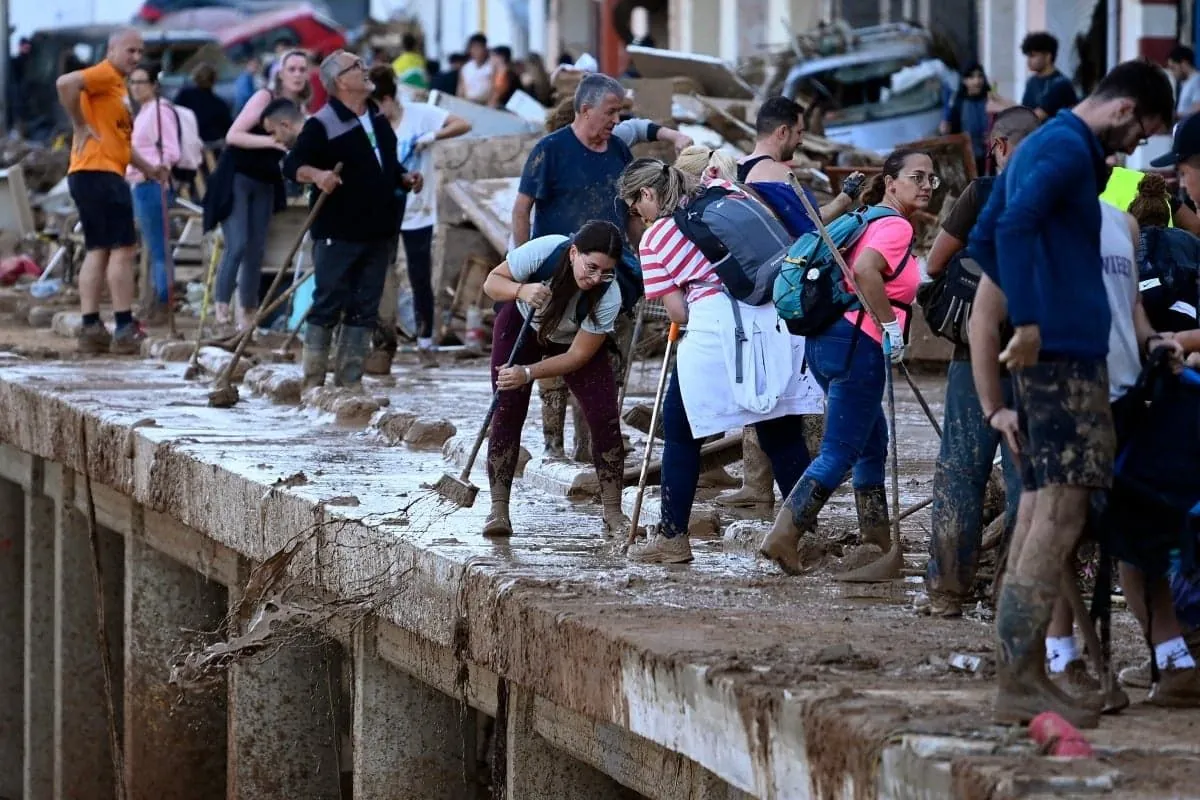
[841,171,866,201]
[881,319,905,364]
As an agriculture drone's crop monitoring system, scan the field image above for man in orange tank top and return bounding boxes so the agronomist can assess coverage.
[56,28,169,355]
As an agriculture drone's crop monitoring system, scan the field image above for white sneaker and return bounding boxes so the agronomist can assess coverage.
[628,529,693,564]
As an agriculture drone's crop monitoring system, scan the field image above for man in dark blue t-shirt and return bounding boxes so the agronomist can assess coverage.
[968,60,1174,730]
[1018,32,1079,121]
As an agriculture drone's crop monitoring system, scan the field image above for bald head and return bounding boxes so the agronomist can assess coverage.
[107,28,144,76]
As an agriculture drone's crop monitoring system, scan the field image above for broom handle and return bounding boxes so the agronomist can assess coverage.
[459,311,537,481]
[628,322,681,546]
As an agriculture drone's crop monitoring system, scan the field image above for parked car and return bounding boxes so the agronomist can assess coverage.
[134,0,335,25]
[16,25,237,140]
[219,4,346,63]
[782,23,947,154]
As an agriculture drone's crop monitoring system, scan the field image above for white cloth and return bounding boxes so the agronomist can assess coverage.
[676,295,824,438]
[393,101,450,230]
[1180,71,1200,117]
[459,59,493,104]
[1099,202,1140,401]
[357,111,381,166]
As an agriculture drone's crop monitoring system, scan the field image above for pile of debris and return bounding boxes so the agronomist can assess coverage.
[1,138,70,195]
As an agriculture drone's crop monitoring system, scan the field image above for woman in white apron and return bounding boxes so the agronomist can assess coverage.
[617,158,824,563]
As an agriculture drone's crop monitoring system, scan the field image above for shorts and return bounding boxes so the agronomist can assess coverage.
[67,170,136,251]
[1012,359,1115,491]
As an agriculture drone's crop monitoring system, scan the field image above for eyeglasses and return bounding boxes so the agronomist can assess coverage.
[903,172,941,190]
[583,263,616,283]
[1134,115,1149,148]
[338,58,366,77]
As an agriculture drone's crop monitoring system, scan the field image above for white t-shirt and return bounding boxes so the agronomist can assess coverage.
[1099,202,1140,402]
[1179,72,1200,117]
[394,101,450,230]
[507,234,621,345]
[358,111,381,166]
[459,59,494,104]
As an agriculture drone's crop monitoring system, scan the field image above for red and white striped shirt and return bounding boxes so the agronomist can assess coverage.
[640,181,755,304]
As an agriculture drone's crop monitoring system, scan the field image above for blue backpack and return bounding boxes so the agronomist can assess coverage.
[773,206,912,337]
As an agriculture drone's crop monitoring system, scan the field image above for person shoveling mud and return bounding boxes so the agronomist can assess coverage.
[476,221,631,539]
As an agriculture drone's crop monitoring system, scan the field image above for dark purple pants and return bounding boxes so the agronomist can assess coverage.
[486,301,623,501]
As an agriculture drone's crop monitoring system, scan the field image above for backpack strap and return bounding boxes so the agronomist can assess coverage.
[529,238,594,326]
[725,291,748,384]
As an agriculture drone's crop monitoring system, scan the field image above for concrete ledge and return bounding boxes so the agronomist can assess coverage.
[443,434,599,498]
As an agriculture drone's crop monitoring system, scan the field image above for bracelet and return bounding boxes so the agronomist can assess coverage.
[523,365,532,384]
[984,407,1005,426]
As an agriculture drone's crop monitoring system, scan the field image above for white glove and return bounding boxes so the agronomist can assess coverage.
[881,319,904,364]
[415,131,438,151]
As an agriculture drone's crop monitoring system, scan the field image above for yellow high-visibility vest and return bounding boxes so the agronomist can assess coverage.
[1101,166,1174,226]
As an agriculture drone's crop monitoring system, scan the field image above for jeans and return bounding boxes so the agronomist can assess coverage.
[132,181,173,304]
[216,172,274,309]
[402,226,435,339]
[794,317,887,494]
[309,238,392,329]
[659,369,812,538]
[486,301,622,502]
[926,359,1022,599]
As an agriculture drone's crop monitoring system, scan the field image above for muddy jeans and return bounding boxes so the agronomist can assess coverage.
[794,318,887,494]
[309,238,391,329]
[659,369,812,538]
[926,359,1022,600]
[487,301,623,500]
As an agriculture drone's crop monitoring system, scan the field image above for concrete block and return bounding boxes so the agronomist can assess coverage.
[145,337,194,362]
[50,311,83,339]
[23,467,54,798]
[0,479,23,800]
[352,627,472,799]
[54,471,125,799]
[443,434,599,498]
[124,536,227,798]
[244,364,303,404]
[403,419,458,449]
[506,683,629,799]
[198,346,253,382]
[228,627,342,799]
[27,305,56,328]
[373,410,418,444]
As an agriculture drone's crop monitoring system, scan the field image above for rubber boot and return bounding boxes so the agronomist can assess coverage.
[302,324,333,389]
[993,578,1101,729]
[539,378,568,459]
[599,467,631,539]
[482,500,513,537]
[363,324,397,376]
[334,325,370,391]
[716,427,775,508]
[759,477,833,576]
[570,397,591,463]
[854,485,891,552]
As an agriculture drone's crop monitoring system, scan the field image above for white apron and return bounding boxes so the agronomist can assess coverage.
[675,294,824,438]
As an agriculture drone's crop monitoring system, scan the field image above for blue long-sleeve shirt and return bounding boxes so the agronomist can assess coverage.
[968,110,1111,360]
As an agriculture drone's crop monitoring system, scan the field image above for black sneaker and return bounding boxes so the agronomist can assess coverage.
[111,321,147,355]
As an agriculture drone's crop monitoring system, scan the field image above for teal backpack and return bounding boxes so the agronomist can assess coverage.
[773,206,912,337]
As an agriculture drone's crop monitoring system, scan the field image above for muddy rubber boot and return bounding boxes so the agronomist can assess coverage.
[993,579,1101,729]
[334,325,370,390]
[539,378,568,459]
[599,467,632,539]
[482,501,513,538]
[697,464,740,489]
[854,485,891,552]
[363,325,396,376]
[302,324,333,389]
[570,397,591,463]
[716,427,775,508]
[759,477,833,576]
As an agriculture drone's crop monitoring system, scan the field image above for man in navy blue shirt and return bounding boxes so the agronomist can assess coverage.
[1019,32,1079,121]
[969,60,1174,729]
[512,72,690,458]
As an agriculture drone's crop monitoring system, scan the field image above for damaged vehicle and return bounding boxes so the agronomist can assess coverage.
[782,23,952,154]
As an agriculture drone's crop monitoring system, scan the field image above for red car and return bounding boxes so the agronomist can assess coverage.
[219,4,346,63]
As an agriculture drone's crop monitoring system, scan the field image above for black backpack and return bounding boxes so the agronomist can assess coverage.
[1139,225,1200,333]
[917,177,996,347]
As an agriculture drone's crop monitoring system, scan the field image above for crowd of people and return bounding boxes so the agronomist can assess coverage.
[54,20,1200,729]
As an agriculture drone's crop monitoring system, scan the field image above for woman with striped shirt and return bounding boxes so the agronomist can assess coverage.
[617,158,822,563]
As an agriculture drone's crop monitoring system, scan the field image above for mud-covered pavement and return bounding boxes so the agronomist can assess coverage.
[2,342,1200,798]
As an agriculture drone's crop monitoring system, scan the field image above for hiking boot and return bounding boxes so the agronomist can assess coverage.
[302,324,333,389]
[78,321,113,354]
[1051,660,1105,711]
[628,528,693,564]
[916,591,964,618]
[417,346,439,369]
[716,427,774,508]
[482,502,512,538]
[110,322,146,355]
[363,348,393,376]
[1119,658,1152,689]
[854,484,891,552]
[1148,667,1200,707]
[759,477,833,575]
[994,670,1102,728]
[334,325,370,390]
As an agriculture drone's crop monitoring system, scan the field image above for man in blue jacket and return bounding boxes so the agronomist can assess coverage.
[969,60,1175,729]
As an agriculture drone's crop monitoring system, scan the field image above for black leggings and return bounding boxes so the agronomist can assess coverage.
[402,226,434,339]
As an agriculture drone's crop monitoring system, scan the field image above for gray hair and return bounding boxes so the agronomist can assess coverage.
[573,73,625,114]
[319,50,347,94]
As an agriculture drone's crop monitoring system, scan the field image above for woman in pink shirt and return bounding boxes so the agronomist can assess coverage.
[760,148,934,575]
[126,62,180,316]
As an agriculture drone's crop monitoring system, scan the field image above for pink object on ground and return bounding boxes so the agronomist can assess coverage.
[1029,711,1095,757]
[0,256,42,286]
